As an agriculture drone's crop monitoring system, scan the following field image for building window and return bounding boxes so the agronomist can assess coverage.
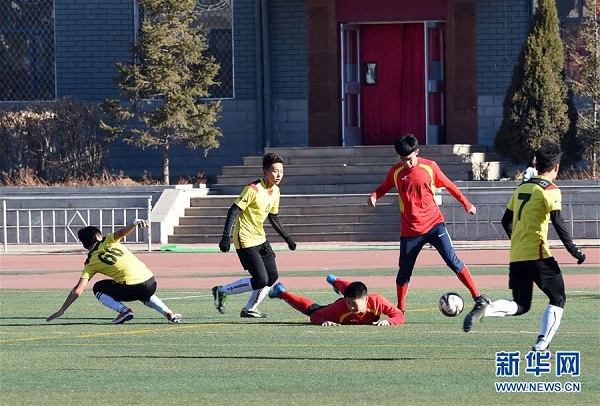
[533,1,598,81]
[555,0,599,81]
[196,0,234,99]
[0,0,56,101]
[556,0,582,19]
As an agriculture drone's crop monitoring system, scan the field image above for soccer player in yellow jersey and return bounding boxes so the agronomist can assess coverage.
[47,220,182,324]
[463,144,586,354]
[212,153,296,318]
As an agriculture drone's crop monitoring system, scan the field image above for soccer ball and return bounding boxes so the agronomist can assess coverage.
[438,292,464,317]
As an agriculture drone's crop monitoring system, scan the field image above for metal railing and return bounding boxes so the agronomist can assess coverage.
[439,188,600,241]
[1,196,152,253]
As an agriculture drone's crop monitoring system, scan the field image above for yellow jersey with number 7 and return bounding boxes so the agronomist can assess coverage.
[506,176,562,262]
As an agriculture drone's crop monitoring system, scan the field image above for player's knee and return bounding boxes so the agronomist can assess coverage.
[250,277,269,289]
[92,280,110,295]
[514,303,530,316]
[267,275,278,286]
[395,274,410,285]
[550,294,566,308]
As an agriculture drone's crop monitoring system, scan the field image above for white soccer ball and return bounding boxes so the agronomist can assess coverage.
[438,292,464,317]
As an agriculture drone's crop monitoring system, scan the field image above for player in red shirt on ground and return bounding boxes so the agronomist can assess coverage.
[368,134,489,314]
[268,275,405,326]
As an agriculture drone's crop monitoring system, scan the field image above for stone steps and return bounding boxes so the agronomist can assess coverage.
[168,144,506,243]
[211,145,502,195]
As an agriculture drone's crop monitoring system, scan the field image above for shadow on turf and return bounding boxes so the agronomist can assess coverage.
[97,354,487,361]
[0,317,308,327]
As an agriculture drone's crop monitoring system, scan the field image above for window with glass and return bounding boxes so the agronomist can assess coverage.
[555,0,598,81]
[195,0,234,99]
[0,0,55,101]
[533,1,599,81]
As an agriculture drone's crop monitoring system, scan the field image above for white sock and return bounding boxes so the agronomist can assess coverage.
[537,304,564,349]
[142,295,171,317]
[244,286,270,311]
[95,292,128,313]
[484,299,519,317]
[220,278,253,295]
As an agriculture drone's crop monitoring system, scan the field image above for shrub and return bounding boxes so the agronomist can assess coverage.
[0,98,110,185]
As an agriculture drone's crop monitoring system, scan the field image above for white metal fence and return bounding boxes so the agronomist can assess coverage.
[1,196,152,253]
[439,188,600,240]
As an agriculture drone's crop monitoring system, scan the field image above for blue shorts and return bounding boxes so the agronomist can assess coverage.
[396,222,464,285]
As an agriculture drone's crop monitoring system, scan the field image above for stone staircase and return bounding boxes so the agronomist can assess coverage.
[169,194,401,243]
[167,145,503,244]
[210,145,502,195]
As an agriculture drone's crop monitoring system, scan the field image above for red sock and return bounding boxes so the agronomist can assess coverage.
[456,266,480,300]
[280,291,315,315]
[333,277,351,295]
[396,284,409,311]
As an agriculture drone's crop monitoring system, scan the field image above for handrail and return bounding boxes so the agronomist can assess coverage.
[1,196,153,253]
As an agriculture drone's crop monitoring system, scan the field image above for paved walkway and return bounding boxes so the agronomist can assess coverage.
[1,239,598,255]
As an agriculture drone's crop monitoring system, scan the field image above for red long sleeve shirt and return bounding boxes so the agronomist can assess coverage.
[371,157,473,237]
[309,294,405,325]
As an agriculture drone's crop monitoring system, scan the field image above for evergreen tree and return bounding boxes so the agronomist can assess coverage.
[101,0,221,184]
[565,0,599,177]
[494,0,573,164]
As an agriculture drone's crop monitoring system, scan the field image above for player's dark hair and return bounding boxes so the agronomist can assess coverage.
[344,281,368,299]
[534,143,562,174]
[394,134,419,157]
[527,153,537,168]
[78,226,102,249]
[263,153,284,170]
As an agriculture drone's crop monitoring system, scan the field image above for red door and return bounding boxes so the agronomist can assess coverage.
[360,23,426,145]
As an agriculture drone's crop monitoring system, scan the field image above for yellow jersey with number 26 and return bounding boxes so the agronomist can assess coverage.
[80,233,153,284]
[507,176,562,262]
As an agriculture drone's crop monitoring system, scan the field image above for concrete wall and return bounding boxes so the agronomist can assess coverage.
[51,0,308,182]
[55,0,134,101]
[476,0,530,148]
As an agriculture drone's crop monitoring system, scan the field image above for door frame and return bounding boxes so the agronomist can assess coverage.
[339,21,446,145]
[425,21,446,145]
[340,23,362,146]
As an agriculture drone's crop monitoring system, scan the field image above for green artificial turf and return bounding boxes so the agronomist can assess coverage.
[1,285,598,405]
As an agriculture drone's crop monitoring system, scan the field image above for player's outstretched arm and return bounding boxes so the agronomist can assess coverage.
[268,213,296,250]
[376,294,405,325]
[433,164,474,214]
[501,209,513,238]
[321,321,341,327]
[114,219,148,242]
[47,278,88,321]
[219,204,242,252]
[550,210,586,264]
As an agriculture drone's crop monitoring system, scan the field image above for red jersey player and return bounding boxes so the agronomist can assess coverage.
[368,134,489,314]
[268,275,405,326]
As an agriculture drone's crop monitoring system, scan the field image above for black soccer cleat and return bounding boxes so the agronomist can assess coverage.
[463,295,490,332]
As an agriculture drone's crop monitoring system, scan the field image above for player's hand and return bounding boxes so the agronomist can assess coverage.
[373,319,391,326]
[321,321,340,327]
[571,249,586,264]
[284,236,296,251]
[219,235,231,252]
[367,194,377,207]
[467,205,477,215]
[46,310,64,322]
